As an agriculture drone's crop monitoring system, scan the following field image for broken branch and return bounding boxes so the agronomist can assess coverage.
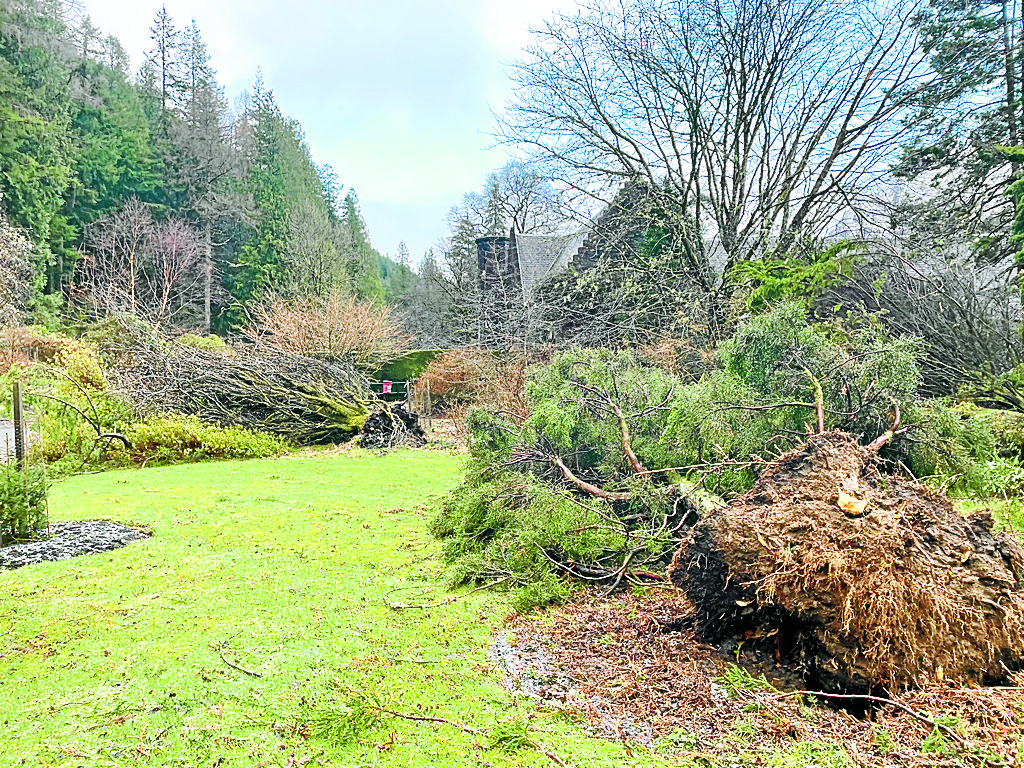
[550,455,631,501]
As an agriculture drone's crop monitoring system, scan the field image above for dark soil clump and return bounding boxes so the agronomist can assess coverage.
[358,407,425,449]
[669,430,1024,692]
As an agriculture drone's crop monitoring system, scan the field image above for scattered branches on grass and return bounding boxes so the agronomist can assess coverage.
[383,578,510,610]
[773,690,965,747]
[217,632,262,678]
[325,689,571,768]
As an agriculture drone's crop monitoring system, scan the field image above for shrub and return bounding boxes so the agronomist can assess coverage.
[55,342,106,390]
[904,401,1024,497]
[0,463,48,543]
[176,333,229,352]
[125,414,291,464]
[247,292,411,372]
[417,349,534,423]
[376,349,441,382]
[416,349,489,406]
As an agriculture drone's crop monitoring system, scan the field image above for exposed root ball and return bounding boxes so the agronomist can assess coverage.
[669,431,1024,691]
[358,407,425,449]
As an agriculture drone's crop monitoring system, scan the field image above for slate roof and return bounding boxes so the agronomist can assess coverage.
[514,230,587,297]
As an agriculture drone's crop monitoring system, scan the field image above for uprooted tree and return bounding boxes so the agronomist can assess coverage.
[91,316,379,444]
[432,303,1024,689]
[672,425,1024,692]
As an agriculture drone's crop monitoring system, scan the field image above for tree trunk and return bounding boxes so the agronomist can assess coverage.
[203,220,212,334]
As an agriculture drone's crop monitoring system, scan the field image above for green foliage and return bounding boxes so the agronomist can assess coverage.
[872,727,896,755]
[3,334,134,473]
[919,715,961,756]
[432,306,942,599]
[375,349,441,383]
[487,716,536,754]
[728,241,861,311]
[905,401,1024,497]
[125,414,291,464]
[720,303,921,441]
[309,690,385,744]
[0,462,48,543]
[767,741,853,768]
[175,333,227,352]
[430,471,621,601]
[464,408,519,462]
[715,665,777,697]
[523,348,681,477]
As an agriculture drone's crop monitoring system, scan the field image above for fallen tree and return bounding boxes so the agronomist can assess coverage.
[433,306,1024,686]
[93,316,379,444]
[670,427,1024,692]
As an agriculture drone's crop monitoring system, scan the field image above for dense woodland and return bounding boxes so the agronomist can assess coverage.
[3,0,1024,363]
[0,0,417,335]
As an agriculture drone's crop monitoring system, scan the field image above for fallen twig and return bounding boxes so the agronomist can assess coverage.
[383,578,510,610]
[218,633,262,678]
[374,707,570,767]
[773,690,965,745]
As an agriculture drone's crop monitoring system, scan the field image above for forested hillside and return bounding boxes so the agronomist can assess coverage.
[0,1,414,333]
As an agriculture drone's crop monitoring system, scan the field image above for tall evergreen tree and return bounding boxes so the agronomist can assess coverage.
[146,5,182,119]
[341,190,385,301]
[898,0,1024,262]
[0,0,74,296]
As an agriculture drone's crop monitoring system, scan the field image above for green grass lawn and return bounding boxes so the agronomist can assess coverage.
[0,448,663,768]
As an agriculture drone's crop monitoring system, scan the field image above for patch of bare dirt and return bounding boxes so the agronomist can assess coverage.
[498,590,1024,766]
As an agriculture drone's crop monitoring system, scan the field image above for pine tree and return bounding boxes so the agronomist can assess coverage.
[146,5,182,118]
[898,0,1024,261]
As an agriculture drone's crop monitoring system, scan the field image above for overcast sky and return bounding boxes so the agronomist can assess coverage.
[77,0,578,263]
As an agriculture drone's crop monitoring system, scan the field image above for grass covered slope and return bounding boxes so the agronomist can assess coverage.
[0,449,652,768]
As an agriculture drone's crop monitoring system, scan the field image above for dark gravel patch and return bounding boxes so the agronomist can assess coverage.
[0,521,151,569]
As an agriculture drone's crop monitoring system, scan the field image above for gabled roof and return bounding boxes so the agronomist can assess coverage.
[514,230,586,297]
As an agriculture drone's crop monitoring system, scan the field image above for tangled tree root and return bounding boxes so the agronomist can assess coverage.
[669,431,1024,692]
[358,406,425,449]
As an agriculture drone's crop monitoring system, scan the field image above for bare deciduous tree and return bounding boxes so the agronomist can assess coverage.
[76,198,204,330]
[461,160,570,235]
[281,199,354,300]
[501,0,934,298]
[0,199,32,327]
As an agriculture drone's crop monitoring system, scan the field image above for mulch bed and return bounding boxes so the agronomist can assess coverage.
[498,590,1024,766]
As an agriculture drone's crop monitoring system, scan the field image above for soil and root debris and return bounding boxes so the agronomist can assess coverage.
[497,592,1024,767]
[670,430,1024,692]
[358,406,426,449]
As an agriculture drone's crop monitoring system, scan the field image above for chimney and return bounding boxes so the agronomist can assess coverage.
[475,236,511,290]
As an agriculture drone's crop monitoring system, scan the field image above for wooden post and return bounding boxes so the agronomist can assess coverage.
[425,379,432,431]
[13,381,25,469]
